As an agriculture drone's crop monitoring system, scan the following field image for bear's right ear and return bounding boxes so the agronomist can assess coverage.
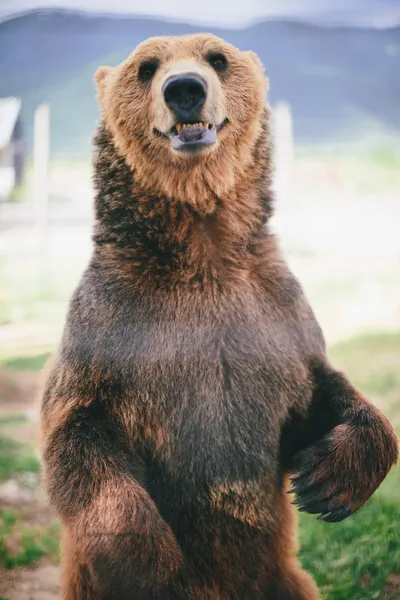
[244,51,269,93]
[94,66,115,107]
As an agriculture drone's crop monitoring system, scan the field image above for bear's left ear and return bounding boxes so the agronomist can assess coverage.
[244,51,269,92]
[94,65,115,107]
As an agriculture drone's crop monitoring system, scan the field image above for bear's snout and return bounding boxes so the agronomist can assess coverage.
[163,73,207,122]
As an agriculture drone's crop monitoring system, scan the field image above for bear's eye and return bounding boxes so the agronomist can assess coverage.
[207,52,228,73]
[138,60,159,83]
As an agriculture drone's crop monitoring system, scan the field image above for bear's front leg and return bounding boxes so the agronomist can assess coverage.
[65,476,182,599]
[288,365,398,522]
[41,398,182,599]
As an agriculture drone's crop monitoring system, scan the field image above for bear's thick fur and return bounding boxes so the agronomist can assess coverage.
[41,34,398,599]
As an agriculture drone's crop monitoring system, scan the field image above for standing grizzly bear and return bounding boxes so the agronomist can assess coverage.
[41,34,398,599]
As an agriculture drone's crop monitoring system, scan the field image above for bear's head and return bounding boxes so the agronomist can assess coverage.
[95,34,270,215]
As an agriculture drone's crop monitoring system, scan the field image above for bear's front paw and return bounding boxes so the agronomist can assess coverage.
[288,422,398,522]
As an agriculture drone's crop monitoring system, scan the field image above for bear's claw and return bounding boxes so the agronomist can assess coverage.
[287,433,357,522]
[317,507,351,522]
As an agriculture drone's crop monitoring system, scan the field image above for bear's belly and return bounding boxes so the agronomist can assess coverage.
[145,447,280,544]
[120,323,310,496]
[107,286,310,498]
[157,362,283,480]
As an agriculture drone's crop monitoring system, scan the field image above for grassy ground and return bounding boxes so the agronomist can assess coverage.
[0,332,399,598]
[0,350,59,579]
[0,508,59,569]
[299,332,400,600]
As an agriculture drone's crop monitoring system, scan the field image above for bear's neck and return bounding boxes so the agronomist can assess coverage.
[92,125,274,285]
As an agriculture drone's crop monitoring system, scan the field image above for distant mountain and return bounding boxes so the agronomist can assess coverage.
[0,9,399,157]
[2,1,400,28]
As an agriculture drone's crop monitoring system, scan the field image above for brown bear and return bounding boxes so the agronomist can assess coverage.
[40,34,398,600]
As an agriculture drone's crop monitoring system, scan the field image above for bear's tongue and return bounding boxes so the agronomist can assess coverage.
[171,125,217,150]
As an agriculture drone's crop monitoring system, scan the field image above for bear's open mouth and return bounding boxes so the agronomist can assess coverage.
[154,119,228,152]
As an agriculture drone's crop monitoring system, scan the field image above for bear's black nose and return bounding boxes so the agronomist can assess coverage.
[163,74,207,121]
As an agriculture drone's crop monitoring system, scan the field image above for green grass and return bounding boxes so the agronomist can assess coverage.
[0,408,57,571]
[0,509,60,569]
[299,331,400,599]
[329,332,400,426]
[0,258,79,330]
[1,352,50,372]
[0,415,29,426]
[299,471,400,599]
[0,434,40,482]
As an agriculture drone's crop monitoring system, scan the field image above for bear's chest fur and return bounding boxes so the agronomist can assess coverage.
[79,275,312,494]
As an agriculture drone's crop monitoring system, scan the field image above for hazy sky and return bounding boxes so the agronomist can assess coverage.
[1,0,400,26]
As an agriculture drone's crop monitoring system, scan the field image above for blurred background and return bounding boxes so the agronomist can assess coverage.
[0,1,399,599]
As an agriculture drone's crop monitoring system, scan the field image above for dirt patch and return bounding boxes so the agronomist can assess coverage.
[0,562,60,600]
[385,574,400,599]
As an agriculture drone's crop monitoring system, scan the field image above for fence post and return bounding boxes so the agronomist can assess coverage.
[274,102,294,209]
[33,103,50,261]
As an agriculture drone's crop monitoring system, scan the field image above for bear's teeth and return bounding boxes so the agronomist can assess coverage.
[175,122,208,133]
